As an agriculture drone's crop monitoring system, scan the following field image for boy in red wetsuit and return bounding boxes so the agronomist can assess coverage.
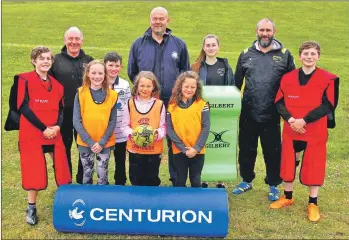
[15,46,71,225]
[270,41,339,222]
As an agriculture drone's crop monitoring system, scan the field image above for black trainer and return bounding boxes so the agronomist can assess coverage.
[216,183,226,188]
[26,207,38,225]
[201,182,208,188]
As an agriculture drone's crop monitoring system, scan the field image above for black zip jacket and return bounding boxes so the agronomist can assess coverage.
[199,57,235,86]
[49,46,93,109]
[235,39,295,122]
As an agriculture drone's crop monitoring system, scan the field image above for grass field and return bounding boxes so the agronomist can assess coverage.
[2,1,349,239]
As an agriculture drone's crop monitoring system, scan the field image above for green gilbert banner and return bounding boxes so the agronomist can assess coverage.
[202,86,241,181]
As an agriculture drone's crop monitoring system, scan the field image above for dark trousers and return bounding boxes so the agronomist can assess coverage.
[128,152,161,186]
[173,153,205,187]
[113,141,127,185]
[61,107,83,184]
[238,116,282,186]
[166,136,177,184]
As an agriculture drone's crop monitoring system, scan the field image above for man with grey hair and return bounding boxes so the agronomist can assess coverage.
[128,7,190,186]
[49,26,93,184]
[233,18,295,201]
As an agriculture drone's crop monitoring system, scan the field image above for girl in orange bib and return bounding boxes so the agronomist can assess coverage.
[167,71,210,187]
[121,71,166,186]
[73,60,118,185]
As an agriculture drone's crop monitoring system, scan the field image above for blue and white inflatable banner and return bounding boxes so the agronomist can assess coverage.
[53,185,229,237]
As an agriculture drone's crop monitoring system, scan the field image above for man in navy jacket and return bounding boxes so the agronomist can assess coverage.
[128,7,190,186]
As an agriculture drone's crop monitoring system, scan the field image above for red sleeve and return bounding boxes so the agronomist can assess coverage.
[16,76,27,110]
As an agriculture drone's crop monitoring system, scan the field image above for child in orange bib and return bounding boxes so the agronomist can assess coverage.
[73,60,118,185]
[121,71,166,186]
[167,71,210,187]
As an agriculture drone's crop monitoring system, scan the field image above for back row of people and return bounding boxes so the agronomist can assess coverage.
[7,6,338,226]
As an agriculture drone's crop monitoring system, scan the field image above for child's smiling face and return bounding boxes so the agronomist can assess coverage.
[88,63,105,89]
[137,77,154,99]
[181,77,197,101]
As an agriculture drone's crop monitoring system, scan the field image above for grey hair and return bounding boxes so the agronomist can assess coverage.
[64,26,84,40]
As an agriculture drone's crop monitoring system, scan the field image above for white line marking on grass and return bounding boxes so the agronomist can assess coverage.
[2,43,240,54]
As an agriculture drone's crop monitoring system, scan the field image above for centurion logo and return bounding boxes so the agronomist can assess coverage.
[69,200,212,226]
[69,199,87,226]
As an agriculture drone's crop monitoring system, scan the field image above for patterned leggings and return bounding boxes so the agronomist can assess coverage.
[80,152,110,185]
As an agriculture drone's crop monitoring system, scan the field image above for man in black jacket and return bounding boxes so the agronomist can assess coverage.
[233,18,295,201]
[49,26,93,184]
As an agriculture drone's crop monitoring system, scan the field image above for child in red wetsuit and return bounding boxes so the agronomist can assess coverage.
[14,46,71,225]
[270,41,339,222]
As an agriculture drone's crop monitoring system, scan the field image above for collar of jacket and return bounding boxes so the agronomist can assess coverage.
[144,27,172,37]
[251,39,283,53]
[61,45,86,59]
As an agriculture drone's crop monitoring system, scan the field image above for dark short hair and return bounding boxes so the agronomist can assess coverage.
[104,52,122,65]
[299,41,321,56]
[30,46,54,61]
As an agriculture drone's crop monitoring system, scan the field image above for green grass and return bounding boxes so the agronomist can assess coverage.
[2,1,349,239]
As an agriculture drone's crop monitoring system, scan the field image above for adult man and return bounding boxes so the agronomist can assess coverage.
[128,7,190,186]
[233,18,295,201]
[49,26,93,184]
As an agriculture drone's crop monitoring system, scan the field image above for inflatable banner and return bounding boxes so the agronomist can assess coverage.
[202,86,241,181]
[53,185,229,237]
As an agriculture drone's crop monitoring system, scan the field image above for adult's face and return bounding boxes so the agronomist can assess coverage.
[150,9,170,36]
[256,21,275,48]
[64,30,83,57]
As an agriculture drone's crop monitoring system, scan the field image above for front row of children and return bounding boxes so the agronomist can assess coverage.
[11,40,338,225]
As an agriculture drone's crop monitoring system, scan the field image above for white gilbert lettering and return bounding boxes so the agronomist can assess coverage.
[89,208,212,224]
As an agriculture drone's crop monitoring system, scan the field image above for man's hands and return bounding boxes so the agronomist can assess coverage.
[288,117,306,134]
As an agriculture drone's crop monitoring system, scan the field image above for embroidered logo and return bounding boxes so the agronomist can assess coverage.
[273,56,282,63]
[171,51,179,60]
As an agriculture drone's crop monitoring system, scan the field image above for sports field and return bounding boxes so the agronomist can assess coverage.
[2,1,349,239]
